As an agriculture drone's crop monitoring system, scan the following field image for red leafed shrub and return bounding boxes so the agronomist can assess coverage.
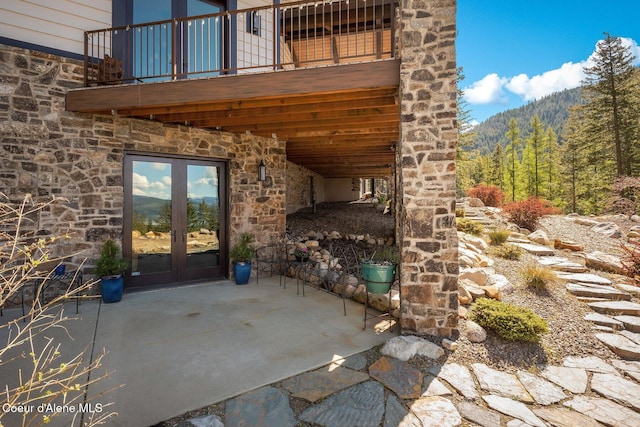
[502,197,561,231]
[467,185,505,207]
[621,241,640,281]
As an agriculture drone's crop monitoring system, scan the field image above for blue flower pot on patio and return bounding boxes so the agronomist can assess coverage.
[101,274,124,303]
[233,262,252,285]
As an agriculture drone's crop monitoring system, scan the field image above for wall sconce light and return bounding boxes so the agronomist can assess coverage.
[258,160,267,182]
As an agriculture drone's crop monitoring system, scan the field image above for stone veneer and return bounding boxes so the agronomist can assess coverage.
[397,0,459,337]
[0,43,286,276]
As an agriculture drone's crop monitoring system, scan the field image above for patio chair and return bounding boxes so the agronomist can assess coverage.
[255,236,293,288]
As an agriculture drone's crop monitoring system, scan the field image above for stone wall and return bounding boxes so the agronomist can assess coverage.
[397,0,459,337]
[286,160,324,214]
[0,43,286,275]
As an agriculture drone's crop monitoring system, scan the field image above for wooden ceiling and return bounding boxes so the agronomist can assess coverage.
[66,60,400,178]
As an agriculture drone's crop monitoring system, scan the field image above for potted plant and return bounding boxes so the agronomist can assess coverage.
[360,245,399,294]
[293,246,310,262]
[95,239,128,303]
[230,232,256,285]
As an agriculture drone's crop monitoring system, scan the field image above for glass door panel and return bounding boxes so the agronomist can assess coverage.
[133,0,173,81]
[186,165,221,271]
[185,0,223,77]
[130,159,173,278]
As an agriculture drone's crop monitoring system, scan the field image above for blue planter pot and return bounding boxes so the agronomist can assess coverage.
[361,262,396,294]
[101,275,124,303]
[233,262,252,285]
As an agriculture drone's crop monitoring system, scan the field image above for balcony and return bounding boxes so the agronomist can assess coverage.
[67,0,401,178]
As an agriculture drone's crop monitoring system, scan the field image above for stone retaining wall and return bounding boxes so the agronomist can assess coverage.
[0,43,286,275]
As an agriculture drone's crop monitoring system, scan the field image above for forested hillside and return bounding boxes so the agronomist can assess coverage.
[457,35,640,215]
[472,87,582,154]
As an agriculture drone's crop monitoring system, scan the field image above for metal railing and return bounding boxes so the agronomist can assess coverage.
[84,0,397,86]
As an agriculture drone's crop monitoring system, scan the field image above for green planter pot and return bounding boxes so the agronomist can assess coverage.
[361,262,396,294]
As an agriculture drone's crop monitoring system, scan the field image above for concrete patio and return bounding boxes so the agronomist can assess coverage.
[0,275,395,427]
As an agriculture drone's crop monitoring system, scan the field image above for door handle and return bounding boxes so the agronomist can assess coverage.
[173,230,177,242]
[182,230,186,243]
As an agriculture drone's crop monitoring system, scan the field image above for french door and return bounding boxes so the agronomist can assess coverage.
[123,154,227,288]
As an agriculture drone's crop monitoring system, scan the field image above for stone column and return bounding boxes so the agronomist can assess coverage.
[397,0,458,337]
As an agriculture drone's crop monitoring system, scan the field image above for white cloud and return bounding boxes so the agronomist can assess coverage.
[464,36,639,106]
[505,61,585,101]
[132,172,149,189]
[620,37,640,65]
[463,73,508,104]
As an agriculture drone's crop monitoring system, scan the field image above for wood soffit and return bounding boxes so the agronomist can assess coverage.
[66,60,400,178]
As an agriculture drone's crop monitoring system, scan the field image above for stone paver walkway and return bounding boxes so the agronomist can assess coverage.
[177,345,640,427]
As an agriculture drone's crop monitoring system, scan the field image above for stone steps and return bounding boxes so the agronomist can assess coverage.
[566,283,632,301]
[537,256,587,273]
[589,301,640,316]
[596,333,640,361]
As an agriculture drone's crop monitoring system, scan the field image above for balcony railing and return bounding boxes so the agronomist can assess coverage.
[84,0,397,86]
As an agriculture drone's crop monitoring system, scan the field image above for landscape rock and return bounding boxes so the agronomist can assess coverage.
[595,333,640,360]
[482,395,545,427]
[479,285,501,300]
[564,395,640,427]
[299,381,384,427]
[528,229,550,245]
[537,256,587,272]
[516,370,566,405]
[573,217,600,226]
[486,273,515,294]
[562,356,618,374]
[512,242,555,256]
[465,320,487,343]
[384,395,421,427]
[614,315,640,333]
[177,415,224,427]
[455,401,501,427]
[591,221,621,238]
[557,272,612,285]
[409,396,462,427]
[615,282,640,297]
[225,386,296,427]
[281,366,369,402]
[458,268,489,286]
[566,283,631,300]
[553,239,584,251]
[589,300,640,315]
[422,375,453,397]
[591,372,640,411]
[437,363,479,400]
[472,364,532,402]
[441,339,458,351]
[369,356,422,399]
[533,407,603,427]
[457,280,473,305]
[539,365,588,394]
[468,197,484,207]
[380,335,445,362]
[585,251,624,274]
[620,329,640,345]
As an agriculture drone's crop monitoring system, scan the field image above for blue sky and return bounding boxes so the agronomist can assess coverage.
[132,161,219,201]
[457,0,640,124]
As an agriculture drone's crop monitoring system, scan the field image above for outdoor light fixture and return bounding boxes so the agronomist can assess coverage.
[258,160,267,182]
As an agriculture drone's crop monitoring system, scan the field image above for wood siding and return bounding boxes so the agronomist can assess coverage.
[0,0,111,55]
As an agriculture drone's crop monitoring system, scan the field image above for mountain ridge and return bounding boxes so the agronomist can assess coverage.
[471,87,583,154]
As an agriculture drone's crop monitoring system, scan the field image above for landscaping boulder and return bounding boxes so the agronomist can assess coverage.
[553,239,584,252]
[591,222,621,238]
[468,197,485,207]
[528,230,551,246]
[585,251,624,275]
[465,320,487,343]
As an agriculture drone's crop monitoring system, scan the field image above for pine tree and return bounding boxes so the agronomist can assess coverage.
[542,126,562,204]
[505,118,522,201]
[582,33,637,177]
[490,144,505,190]
[525,115,545,197]
[456,67,477,196]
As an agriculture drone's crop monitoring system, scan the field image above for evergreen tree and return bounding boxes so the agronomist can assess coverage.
[542,126,562,205]
[490,143,505,190]
[525,115,545,197]
[505,118,522,201]
[456,67,477,196]
[582,33,637,177]
[156,201,172,232]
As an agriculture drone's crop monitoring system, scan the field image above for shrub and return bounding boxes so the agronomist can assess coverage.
[470,298,549,342]
[467,185,506,207]
[502,197,561,231]
[492,244,522,260]
[621,241,640,280]
[456,218,484,236]
[521,265,558,290]
[487,229,510,246]
[455,208,466,218]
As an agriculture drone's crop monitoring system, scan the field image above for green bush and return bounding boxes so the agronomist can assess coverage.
[456,218,484,236]
[521,265,558,290]
[455,208,465,218]
[492,244,522,260]
[470,298,548,342]
[487,229,510,246]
